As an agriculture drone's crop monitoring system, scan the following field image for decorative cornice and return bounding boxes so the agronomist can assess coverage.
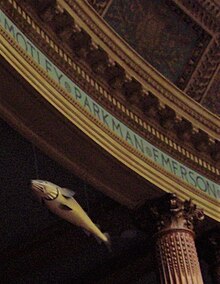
[1,2,220,221]
[61,1,219,164]
[1,0,219,181]
[63,0,220,134]
[89,0,220,29]
[87,0,112,16]
[88,0,220,113]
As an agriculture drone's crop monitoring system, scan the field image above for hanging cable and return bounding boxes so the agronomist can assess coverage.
[83,182,90,214]
[32,143,39,179]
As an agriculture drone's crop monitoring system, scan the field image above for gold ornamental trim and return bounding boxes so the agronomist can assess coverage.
[0,22,219,221]
[59,0,220,139]
[1,0,219,180]
[2,0,218,180]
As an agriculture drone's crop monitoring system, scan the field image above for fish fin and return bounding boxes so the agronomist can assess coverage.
[60,187,75,198]
[62,196,72,200]
[59,203,72,211]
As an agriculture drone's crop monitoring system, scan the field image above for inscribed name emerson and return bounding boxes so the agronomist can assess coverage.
[1,10,219,200]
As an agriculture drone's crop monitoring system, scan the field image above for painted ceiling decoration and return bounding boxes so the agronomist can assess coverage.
[104,0,210,87]
[0,0,220,282]
[0,0,219,225]
[88,0,220,116]
[2,6,220,203]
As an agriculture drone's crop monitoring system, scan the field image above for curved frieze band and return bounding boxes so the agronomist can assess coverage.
[61,0,220,137]
[2,0,219,181]
[0,10,219,221]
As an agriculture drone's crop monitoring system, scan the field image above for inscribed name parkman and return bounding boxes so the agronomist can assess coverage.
[1,10,219,200]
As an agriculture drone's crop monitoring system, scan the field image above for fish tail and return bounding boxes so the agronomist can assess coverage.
[94,232,111,252]
[103,233,112,253]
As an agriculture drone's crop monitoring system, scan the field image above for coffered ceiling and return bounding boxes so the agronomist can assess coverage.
[88,0,220,115]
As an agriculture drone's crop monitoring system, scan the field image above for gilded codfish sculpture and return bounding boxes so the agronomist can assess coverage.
[31,180,110,248]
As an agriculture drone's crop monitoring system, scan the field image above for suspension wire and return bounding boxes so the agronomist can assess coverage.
[32,143,39,179]
[83,182,90,214]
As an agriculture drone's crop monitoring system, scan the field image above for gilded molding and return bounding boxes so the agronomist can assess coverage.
[0,19,220,221]
[87,0,112,16]
[61,0,220,136]
[1,0,219,181]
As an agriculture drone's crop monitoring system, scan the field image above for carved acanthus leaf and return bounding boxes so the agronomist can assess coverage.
[150,193,204,232]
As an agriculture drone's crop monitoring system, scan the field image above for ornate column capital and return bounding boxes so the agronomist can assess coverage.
[135,193,205,284]
[150,193,204,233]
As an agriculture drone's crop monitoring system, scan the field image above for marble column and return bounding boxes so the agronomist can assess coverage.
[151,193,204,284]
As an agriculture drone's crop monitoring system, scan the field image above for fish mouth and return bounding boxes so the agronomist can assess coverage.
[31,180,44,192]
[31,180,59,201]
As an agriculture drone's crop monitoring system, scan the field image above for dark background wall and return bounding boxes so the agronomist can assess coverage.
[0,117,213,283]
[0,117,153,283]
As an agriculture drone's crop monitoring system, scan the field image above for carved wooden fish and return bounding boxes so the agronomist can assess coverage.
[31,180,110,247]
